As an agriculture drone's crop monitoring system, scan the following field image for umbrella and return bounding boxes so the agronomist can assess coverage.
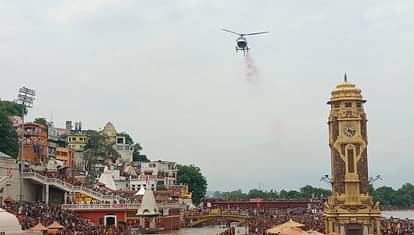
[302,230,324,235]
[4,196,15,203]
[279,227,305,235]
[30,222,47,231]
[281,219,305,228]
[47,221,64,229]
[267,220,305,234]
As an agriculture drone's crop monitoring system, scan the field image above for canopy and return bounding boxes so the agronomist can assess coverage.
[303,230,324,235]
[281,219,304,228]
[266,220,304,234]
[30,222,47,231]
[48,221,64,229]
[3,196,15,203]
[279,227,305,235]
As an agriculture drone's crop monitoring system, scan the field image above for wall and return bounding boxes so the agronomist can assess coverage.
[76,211,126,225]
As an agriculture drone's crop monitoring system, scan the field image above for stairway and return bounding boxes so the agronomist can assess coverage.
[22,172,127,202]
[0,176,11,190]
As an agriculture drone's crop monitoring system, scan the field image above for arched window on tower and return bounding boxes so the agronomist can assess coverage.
[347,146,355,173]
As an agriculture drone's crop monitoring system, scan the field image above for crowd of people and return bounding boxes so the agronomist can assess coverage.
[243,209,324,235]
[231,210,414,235]
[381,218,414,235]
[2,201,138,234]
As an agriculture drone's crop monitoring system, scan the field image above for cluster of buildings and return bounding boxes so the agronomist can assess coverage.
[9,119,134,171]
[0,118,192,205]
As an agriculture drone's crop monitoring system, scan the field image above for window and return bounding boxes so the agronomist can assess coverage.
[347,148,355,173]
[345,102,352,107]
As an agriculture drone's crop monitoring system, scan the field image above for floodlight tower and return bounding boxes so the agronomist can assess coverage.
[16,86,36,208]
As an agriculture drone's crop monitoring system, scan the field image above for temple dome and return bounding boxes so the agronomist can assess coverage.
[329,75,365,103]
[0,208,23,233]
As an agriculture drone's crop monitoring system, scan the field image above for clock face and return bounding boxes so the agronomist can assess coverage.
[343,123,357,137]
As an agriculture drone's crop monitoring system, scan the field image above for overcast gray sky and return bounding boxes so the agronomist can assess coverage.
[1,0,413,192]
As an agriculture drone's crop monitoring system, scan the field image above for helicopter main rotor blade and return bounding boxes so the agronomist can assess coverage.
[222,28,242,35]
[245,31,270,36]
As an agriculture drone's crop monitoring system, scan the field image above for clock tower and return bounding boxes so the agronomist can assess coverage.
[324,75,381,235]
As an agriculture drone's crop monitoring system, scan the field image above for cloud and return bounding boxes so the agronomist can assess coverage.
[48,0,126,25]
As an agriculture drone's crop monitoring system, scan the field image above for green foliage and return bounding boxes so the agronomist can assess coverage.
[213,185,331,200]
[132,143,149,162]
[0,100,25,116]
[118,132,134,144]
[177,164,207,205]
[0,100,24,158]
[34,117,47,127]
[0,112,18,157]
[84,130,121,176]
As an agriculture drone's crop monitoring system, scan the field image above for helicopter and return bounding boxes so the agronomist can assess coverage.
[222,28,269,56]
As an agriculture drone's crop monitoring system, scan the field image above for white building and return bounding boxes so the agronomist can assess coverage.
[113,136,133,163]
[129,175,157,191]
[129,161,178,192]
[0,152,19,205]
[98,166,128,191]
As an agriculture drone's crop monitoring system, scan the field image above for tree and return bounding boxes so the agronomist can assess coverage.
[372,186,395,207]
[132,143,149,162]
[177,164,207,205]
[84,130,121,177]
[118,132,134,145]
[0,100,25,117]
[34,117,47,127]
[0,100,24,158]
[0,112,18,157]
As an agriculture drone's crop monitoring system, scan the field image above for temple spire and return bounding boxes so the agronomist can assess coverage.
[344,73,348,82]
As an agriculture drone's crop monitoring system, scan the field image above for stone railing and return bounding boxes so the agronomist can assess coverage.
[22,172,126,202]
[62,203,141,210]
[62,202,184,211]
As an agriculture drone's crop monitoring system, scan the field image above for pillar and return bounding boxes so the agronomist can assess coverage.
[363,224,368,235]
[376,219,381,235]
[45,184,49,204]
[340,225,345,235]
[64,192,67,204]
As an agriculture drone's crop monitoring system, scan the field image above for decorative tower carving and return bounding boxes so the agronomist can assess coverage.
[324,75,381,235]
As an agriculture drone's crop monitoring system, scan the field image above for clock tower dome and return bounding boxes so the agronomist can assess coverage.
[324,75,381,235]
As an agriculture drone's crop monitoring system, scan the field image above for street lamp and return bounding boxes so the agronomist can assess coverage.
[16,86,36,208]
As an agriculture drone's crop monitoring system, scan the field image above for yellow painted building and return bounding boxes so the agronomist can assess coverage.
[55,147,74,168]
[67,132,88,152]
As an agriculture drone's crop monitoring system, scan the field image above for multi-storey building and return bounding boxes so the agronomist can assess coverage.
[114,136,133,162]
[67,133,87,152]
[21,122,48,164]
[55,147,75,168]
[47,122,58,159]
[134,161,178,190]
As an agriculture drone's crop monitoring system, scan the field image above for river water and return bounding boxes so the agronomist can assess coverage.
[382,210,414,220]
